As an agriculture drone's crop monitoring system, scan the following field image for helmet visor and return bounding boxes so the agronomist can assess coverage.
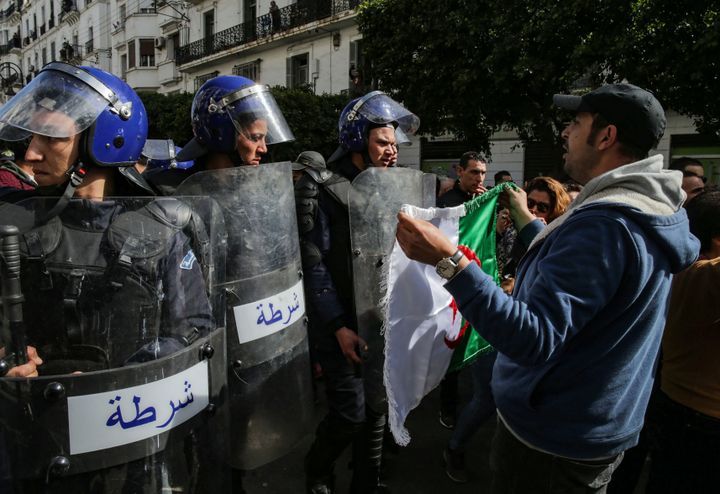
[141,139,175,161]
[0,69,109,140]
[223,85,295,145]
[351,92,420,138]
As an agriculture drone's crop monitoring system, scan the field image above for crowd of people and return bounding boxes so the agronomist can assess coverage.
[0,62,716,494]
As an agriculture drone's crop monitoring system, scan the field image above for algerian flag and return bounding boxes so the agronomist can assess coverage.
[383,184,510,445]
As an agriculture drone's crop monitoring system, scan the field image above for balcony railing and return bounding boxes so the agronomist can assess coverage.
[49,17,54,28]
[59,0,78,20]
[31,30,37,41]
[85,39,94,53]
[59,43,82,63]
[0,44,12,55]
[40,24,46,35]
[0,3,16,19]
[177,0,360,65]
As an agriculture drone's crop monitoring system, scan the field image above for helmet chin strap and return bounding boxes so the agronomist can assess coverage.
[35,161,88,224]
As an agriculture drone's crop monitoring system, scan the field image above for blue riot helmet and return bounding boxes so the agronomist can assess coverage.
[141,139,193,170]
[0,62,147,167]
[177,75,294,161]
[337,90,420,153]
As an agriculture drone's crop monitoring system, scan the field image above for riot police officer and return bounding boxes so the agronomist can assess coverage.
[145,75,295,195]
[158,75,314,493]
[0,63,227,493]
[297,91,419,494]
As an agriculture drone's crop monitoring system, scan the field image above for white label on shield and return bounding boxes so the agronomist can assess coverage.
[67,360,209,455]
[232,279,306,343]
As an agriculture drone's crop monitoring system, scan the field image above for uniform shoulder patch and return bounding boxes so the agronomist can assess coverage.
[180,250,197,270]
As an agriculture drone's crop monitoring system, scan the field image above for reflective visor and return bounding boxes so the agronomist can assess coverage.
[0,69,109,139]
[350,92,420,137]
[141,139,175,161]
[221,85,295,145]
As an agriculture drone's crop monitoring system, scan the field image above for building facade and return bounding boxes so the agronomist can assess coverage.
[1,0,718,182]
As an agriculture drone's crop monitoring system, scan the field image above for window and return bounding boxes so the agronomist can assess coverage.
[118,4,126,28]
[86,26,94,53]
[41,47,46,65]
[194,71,218,91]
[203,10,214,38]
[286,53,308,88]
[233,59,260,80]
[120,54,127,81]
[127,39,135,68]
[169,32,179,60]
[243,0,256,24]
[139,38,154,66]
[50,41,55,61]
[120,54,127,79]
[348,39,370,95]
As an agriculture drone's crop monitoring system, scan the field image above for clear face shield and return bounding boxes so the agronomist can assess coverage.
[141,139,193,170]
[219,85,295,145]
[347,91,420,145]
[0,66,111,141]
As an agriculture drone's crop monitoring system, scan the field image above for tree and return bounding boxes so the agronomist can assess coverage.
[138,87,348,162]
[138,91,194,145]
[357,0,720,153]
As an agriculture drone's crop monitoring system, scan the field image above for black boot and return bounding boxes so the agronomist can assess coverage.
[350,408,390,494]
[305,415,360,494]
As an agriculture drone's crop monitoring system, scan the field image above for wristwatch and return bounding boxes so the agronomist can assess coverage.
[435,249,465,280]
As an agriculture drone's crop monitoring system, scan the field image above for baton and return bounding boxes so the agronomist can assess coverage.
[0,224,28,368]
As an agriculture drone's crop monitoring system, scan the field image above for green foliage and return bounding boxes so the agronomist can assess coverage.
[138,91,194,145]
[137,87,349,162]
[358,0,720,153]
[267,86,349,162]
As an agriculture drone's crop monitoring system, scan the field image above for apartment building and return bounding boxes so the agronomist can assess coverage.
[1,0,718,181]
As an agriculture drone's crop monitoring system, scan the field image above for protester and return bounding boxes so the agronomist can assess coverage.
[494,170,513,185]
[437,151,488,207]
[0,141,36,194]
[645,188,720,494]
[396,83,698,493]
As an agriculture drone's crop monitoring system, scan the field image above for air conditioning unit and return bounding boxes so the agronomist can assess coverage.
[154,37,166,49]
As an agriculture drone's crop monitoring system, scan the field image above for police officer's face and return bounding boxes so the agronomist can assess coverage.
[24,111,81,187]
[367,127,398,168]
[235,119,268,166]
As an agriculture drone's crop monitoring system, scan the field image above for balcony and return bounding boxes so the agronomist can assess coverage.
[59,0,79,24]
[85,39,94,53]
[0,3,15,20]
[59,43,82,64]
[177,0,360,66]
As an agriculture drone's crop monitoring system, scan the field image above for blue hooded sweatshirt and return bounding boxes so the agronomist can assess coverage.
[445,155,700,459]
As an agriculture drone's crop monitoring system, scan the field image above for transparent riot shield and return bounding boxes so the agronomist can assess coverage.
[349,167,435,412]
[175,162,313,470]
[0,195,229,493]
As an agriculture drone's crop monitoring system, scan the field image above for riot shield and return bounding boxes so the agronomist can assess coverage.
[349,167,435,413]
[175,162,314,470]
[0,195,229,493]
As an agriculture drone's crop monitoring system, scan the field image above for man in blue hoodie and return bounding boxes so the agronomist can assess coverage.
[396,84,699,493]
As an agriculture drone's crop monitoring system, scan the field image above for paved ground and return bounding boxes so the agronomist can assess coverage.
[243,370,496,493]
[242,370,651,494]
